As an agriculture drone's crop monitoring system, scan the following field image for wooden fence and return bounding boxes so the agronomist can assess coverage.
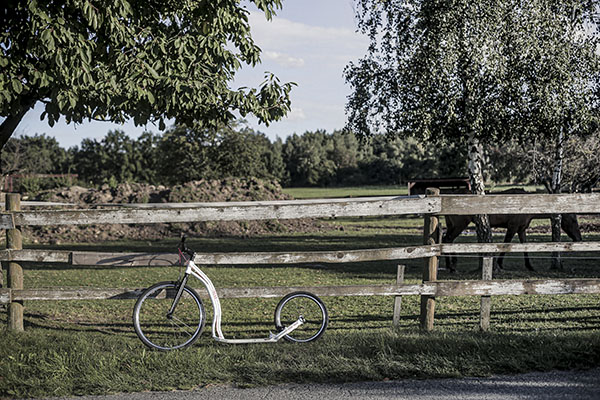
[2,191,600,332]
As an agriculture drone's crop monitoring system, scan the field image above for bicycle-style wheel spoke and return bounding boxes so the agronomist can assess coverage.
[275,292,328,343]
[133,283,205,351]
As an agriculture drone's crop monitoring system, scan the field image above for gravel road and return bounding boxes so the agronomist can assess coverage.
[42,368,600,400]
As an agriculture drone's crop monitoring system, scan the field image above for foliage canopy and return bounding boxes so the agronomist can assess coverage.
[345,0,600,145]
[0,0,293,149]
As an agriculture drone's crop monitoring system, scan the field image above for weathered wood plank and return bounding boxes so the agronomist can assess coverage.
[0,194,597,229]
[433,279,600,296]
[4,279,599,303]
[7,288,146,301]
[0,289,10,303]
[0,213,15,229]
[0,249,71,263]
[96,197,421,208]
[4,196,439,228]
[192,246,440,265]
[6,193,23,331]
[480,257,493,331]
[236,279,600,297]
[71,252,179,266]
[421,188,440,331]
[5,285,411,302]
[441,193,600,215]
[1,241,599,266]
[2,284,428,302]
[440,242,600,254]
[393,264,406,326]
[0,246,440,265]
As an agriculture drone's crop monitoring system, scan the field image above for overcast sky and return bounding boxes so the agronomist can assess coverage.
[12,0,368,148]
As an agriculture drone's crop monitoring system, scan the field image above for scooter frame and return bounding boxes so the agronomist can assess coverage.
[171,255,305,344]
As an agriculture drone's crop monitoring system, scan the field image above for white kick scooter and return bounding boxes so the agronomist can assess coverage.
[133,236,328,350]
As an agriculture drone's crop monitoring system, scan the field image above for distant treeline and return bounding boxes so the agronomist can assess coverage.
[2,124,529,192]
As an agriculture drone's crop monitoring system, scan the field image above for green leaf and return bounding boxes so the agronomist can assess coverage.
[12,79,23,94]
[146,64,160,79]
[69,94,77,108]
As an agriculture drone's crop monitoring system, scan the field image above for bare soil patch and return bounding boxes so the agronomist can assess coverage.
[26,178,332,244]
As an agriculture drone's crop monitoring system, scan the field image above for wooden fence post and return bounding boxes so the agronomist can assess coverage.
[479,256,493,331]
[392,264,405,326]
[6,193,24,331]
[420,187,440,331]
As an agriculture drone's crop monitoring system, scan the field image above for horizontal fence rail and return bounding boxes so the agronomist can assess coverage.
[440,193,600,215]
[1,193,599,229]
[2,242,600,266]
[0,196,439,229]
[2,278,599,304]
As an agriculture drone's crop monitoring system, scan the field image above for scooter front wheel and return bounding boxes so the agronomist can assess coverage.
[133,281,205,351]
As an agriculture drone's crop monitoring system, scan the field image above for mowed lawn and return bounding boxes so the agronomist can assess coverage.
[1,186,600,398]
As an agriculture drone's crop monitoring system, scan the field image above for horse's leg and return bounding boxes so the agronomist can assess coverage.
[498,227,517,270]
[442,222,465,273]
[518,228,534,271]
[561,214,582,242]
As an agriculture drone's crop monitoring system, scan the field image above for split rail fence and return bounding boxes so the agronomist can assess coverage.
[2,190,600,332]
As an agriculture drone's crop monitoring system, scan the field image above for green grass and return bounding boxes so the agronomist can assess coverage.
[2,326,599,397]
[282,185,408,199]
[1,212,600,398]
[282,183,546,199]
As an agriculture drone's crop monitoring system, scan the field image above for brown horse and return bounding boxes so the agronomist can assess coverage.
[442,189,582,272]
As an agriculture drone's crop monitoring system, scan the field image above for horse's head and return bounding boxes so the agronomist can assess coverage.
[561,214,582,242]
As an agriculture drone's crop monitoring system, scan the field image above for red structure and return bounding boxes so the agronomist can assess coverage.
[407,178,471,195]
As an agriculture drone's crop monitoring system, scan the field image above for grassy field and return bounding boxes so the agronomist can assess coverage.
[1,191,600,398]
[282,183,544,199]
[282,185,408,199]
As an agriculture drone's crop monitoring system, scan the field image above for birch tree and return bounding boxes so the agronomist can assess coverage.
[345,0,600,245]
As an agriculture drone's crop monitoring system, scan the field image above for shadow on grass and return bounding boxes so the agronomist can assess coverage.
[4,306,600,398]
[20,301,600,335]
[25,233,422,253]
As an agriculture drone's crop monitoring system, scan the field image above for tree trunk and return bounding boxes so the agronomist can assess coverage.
[550,128,564,270]
[0,103,35,175]
[467,135,493,246]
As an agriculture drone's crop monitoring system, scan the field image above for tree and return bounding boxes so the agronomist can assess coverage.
[264,137,288,184]
[486,142,532,185]
[283,131,336,187]
[1,133,69,175]
[215,126,281,180]
[73,130,143,184]
[0,0,293,161]
[133,131,161,184]
[155,125,218,185]
[510,3,600,268]
[519,134,600,193]
[345,0,600,244]
[329,130,363,183]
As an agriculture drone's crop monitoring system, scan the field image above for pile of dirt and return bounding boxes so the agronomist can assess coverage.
[38,178,290,204]
[26,179,331,244]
